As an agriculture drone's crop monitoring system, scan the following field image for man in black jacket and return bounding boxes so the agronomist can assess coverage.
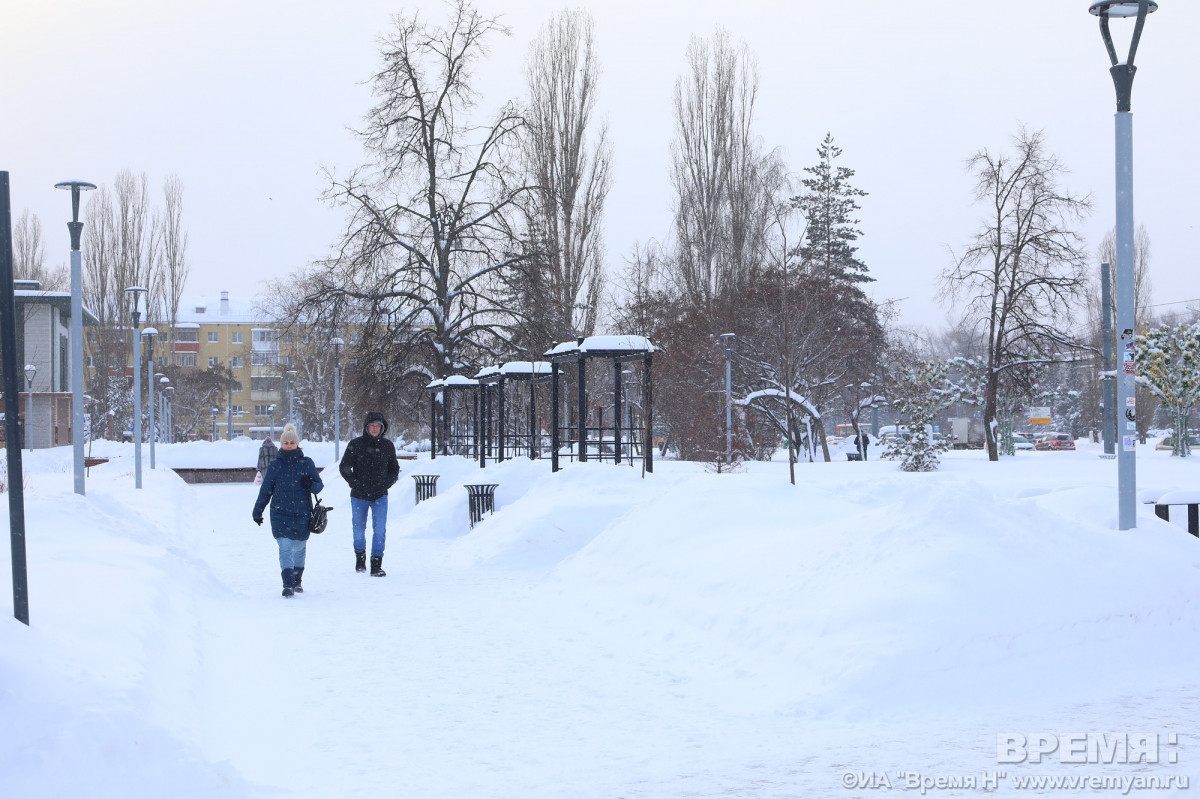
[339,412,400,576]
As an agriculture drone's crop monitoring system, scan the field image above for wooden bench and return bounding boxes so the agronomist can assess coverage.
[84,457,109,468]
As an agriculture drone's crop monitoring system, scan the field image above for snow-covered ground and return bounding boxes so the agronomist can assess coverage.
[2,437,1199,797]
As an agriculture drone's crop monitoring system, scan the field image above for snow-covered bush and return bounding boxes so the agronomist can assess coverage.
[1134,322,1200,457]
[884,359,955,472]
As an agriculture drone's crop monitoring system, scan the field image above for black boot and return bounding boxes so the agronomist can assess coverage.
[370,556,386,577]
[355,551,367,573]
[293,567,304,593]
[281,569,294,598]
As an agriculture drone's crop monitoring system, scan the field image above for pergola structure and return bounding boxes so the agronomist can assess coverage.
[426,375,479,459]
[474,361,552,465]
[544,335,655,473]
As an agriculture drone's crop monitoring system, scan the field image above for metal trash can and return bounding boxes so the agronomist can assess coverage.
[464,483,498,527]
[413,474,439,505]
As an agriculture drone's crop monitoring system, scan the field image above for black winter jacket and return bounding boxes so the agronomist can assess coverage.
[252,447,324,540]
[339,412,399,501]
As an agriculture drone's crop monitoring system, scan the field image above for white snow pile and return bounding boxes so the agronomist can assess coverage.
[1,437,1198,797]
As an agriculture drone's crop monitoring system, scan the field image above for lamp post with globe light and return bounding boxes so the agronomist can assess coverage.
[1089,0,1157,530]
[23,364,36,451]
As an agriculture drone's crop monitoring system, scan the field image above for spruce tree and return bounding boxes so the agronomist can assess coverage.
[791,133,871,283]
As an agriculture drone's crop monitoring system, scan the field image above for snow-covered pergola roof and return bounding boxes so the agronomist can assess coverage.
[426,374,479,390]
[473,361,552,383]
[545,335,655,361]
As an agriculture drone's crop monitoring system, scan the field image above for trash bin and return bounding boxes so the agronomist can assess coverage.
[413,474,439,505]
[464,483,498,527]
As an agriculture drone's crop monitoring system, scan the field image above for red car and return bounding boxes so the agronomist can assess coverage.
[1034,432,1075,451]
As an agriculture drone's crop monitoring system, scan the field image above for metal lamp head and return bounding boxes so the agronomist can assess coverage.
[211,407,219,418]
[54,179,97,223]
[719,333,737,356]
[24,363,36,383]
[1089,0,1158,17]
[125,285,148,318]
[1090,0,1156,111]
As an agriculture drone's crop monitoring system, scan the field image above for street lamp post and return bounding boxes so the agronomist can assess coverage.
[162,383,174,444]
[125,286,148,489]
[23,364,36,452]
[211,407,219,442]
[1090,0,1156,530]
[332,338,344,460]
[227,358,235,441]
[142,328,157,469]
[55,179,96,495]
[268,403,276,440]
[286,369,298,429]
[719,333,737,468]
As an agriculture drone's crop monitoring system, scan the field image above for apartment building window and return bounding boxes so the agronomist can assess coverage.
[232,381,243,392]
[232,331,243,344]
[176,354,198,367]
[254,404,274,417]
[280,355,291,366]
[251,376,280,391]
[253,329,277,343]
[208,331,219,343]
[208,357,219,368]
[280,332,293,344]
[251,351,279,366]
[229,356,244,369]
[176,329,199,343]
[232,405,244,417]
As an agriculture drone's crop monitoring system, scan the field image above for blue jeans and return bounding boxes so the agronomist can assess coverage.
[351,495,388,558]
[277,537,307,570]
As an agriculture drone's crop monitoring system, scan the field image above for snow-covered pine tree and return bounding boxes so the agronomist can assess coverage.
[884,359,973,472]
[1134,322,1200,457]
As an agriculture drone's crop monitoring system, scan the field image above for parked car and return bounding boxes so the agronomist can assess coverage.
[1034,432,1075,451]
[1012,432,1035,451]
[1155,432,1200,451]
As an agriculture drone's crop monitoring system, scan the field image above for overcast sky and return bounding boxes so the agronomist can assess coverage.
[3,0,1197,331]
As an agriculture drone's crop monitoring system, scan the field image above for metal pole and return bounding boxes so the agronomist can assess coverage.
[1,172,30,624]
[132,313,142,488]
[57,180,95,496]
[146,336,155,468]
[1100,261,1116,455]
[1115,111,1137,529]
[227,359,234,441]
[725,352,732,466]
[333,343,341,460]
[25,371,34,452]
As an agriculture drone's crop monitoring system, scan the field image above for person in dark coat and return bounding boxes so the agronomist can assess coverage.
[339,411,399,577]
[256,436,278,477]
[252,424,324,597]
[853,431,870,461]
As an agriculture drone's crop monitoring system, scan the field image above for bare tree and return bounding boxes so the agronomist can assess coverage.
[940,128,1092,461]
[82,170,165,430]
[669,28,781,311]
[13,210,67,290]
[155,174,190,337]
[313,0,530,384]
[517,7,610,351]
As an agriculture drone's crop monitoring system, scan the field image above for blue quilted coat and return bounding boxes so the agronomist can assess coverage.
[252,447,324,540]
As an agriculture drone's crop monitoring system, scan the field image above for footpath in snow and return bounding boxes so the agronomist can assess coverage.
[1,438,1198,797]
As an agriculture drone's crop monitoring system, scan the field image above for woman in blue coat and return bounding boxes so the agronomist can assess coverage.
[252,424,324,597]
